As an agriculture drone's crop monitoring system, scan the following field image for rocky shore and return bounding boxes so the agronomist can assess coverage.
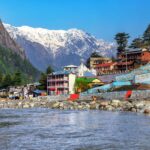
[0,98,150,115]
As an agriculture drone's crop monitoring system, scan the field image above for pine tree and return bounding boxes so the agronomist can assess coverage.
[86,57,90,68]
[38,66,54,90]
[13,71,22,86]
[0,71,3,88]
[0,71,3,83]
[143,24,150,47]
[46,66,53,74]
[86,52,103,68]
[115,32,130,55]
[130,38,144,48]
[38,73,47,90]
[2,74,12,88]
[143,24,150,41]
[90,52,101,57]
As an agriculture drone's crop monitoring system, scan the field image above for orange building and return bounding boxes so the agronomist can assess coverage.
[117,48,150,71]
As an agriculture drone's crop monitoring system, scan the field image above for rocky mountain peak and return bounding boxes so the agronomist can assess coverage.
[4,23,116,71]
[0,20,25,59]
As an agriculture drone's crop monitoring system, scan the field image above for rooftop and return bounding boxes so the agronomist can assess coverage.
[83,71,96,77]
[64,65,78,68]
[95,62,115,67]
[123,48,149,54]
[52,70,74,75]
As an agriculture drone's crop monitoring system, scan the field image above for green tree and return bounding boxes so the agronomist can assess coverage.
[38,65,54,90]
[46,65,53,74]
[143,24,150,41]
[115,32,130,55]
[86,52,102,68]
[2,74,12,88]
[143,24,150,47]
[0,71,3,88]
[0,71,3,83]
[0,45,40,84]
[90,52,101,57]
[130,38,144,48]
[75,78,91,93]
[111,56,116,62]
[13,71,22,86]
[38,73,47,90]
[86,57,90,68]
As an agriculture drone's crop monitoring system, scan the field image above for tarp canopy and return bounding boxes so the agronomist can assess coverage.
[33,89,45,94]
[82,81,131,95]
[83,71,96,77]
[111,81,131,87]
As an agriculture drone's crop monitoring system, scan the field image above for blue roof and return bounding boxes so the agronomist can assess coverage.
[84,71,95,77]
[33,89,45,94]
[52,70,72,75]
[126,48,141,52]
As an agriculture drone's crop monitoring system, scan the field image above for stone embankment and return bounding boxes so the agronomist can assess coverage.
[0,98,150,115]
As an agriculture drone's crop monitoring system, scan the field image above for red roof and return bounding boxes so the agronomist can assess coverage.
[95,62,115,67]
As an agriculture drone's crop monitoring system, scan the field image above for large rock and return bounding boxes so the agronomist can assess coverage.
[134,101,145,109]
[100,101,109,107]
[52,102,60,108]
[23,103,30,108]
[123,102,133,111]
[111,100,121,107]
[105,105,114,111]
[29,103,35,108]
[144,109,150,114]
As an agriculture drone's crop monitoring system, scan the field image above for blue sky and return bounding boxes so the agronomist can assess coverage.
[0,0,150,41]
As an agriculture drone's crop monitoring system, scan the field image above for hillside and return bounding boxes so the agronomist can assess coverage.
[0,45,40,82]
[0,20,25,59]
[0,20,40,83]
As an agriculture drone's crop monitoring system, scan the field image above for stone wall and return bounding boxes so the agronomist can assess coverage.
[79,90,150,100]
[37,95,69,102]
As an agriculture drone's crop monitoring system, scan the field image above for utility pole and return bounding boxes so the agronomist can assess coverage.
[126,50,128,71]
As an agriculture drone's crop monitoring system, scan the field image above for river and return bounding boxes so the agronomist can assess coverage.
[0,108,150,150]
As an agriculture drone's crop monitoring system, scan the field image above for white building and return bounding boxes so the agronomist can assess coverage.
[76,62,97,77]
[63,65,78,71]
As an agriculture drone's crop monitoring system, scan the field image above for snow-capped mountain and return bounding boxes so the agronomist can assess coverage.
[4,23,116,71]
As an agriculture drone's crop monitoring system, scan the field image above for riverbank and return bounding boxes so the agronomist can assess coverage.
[0,97,150,115]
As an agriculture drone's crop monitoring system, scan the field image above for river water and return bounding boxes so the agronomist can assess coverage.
[0,109,150,150]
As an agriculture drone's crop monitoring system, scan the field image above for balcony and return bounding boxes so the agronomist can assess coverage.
[48,84,69,89]
[48,77,69,82]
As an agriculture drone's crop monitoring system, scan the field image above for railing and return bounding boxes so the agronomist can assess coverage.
[48,85,69,89]
[47,78,69,82]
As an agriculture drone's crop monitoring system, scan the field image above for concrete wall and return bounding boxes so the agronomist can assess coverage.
[69,74,76,94]
[38,90,150,102]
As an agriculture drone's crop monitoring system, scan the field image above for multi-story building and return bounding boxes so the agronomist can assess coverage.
[90,56,112,69]
[47,70,76,95]
[92,48,150,75]
[94,62,116,75]
[117,48,150,71]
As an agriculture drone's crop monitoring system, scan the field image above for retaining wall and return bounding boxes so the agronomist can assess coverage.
[80,90,150,100]
[37,90,150,102]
